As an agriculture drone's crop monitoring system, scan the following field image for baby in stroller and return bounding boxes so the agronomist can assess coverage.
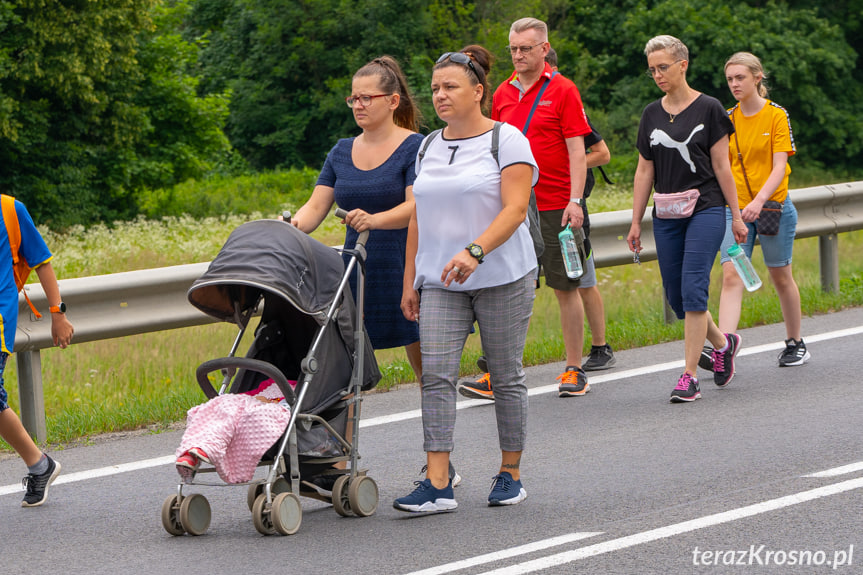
[175,378,295,484]
[161,219,382,537]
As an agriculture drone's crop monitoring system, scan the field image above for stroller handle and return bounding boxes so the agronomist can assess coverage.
[196,357,296,405]
[334,208,370,249]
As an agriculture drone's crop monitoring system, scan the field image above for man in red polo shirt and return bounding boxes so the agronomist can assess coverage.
[494,17,593,397]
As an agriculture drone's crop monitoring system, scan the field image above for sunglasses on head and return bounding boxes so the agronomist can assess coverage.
[436,52,479,80]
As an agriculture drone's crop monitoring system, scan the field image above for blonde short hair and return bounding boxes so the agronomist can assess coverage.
[510,17,548,41]
[644,35,689,62]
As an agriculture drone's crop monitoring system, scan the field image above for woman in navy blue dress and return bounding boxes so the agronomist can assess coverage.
[293,56,423,380]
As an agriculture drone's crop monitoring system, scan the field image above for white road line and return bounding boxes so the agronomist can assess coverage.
[402,532,603,575]
[2,325,862,496]
[803,461,863,478]
[472,476,863,575]
[363,324,863,427]
[0,455,174,496]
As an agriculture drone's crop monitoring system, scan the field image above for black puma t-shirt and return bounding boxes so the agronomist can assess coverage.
[636,94,734,213]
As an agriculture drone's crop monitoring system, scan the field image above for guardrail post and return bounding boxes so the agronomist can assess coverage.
[819,233,840,293]
[16,350,47,444]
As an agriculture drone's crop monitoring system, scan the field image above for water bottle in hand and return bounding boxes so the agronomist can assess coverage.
[558,223,584,280]
[727,243,762,291]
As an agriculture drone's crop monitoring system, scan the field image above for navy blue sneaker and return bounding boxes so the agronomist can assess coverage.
[487,472,527,506]
[393,479,457,514]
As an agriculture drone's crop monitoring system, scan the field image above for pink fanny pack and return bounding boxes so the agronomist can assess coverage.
[654,189,700,219]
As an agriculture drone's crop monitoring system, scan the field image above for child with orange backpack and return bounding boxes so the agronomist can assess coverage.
[0,195,74,507]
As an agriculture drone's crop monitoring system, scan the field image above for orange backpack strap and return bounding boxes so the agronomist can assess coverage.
[2,195,41,319]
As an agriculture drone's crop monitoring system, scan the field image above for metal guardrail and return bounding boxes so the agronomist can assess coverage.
[13,262,218,441]
[14,182,863,441]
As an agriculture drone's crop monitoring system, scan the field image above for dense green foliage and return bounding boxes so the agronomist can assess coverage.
[0,0,229,227]
[0,1,860,227]
[186,0,862,183]
[553,0,863,177]
[137,167,317,218]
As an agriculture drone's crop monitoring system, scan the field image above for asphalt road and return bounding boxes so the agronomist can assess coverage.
[2,307,862,575]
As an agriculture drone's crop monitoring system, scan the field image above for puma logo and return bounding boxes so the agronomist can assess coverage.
[649,124,705,173]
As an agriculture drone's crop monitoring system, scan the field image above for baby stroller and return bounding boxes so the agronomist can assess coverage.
[160,212,381,536]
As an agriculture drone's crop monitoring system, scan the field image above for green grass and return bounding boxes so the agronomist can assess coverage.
[3,183,863,451]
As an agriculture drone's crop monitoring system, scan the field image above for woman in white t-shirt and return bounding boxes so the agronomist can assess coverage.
[393,45,538,514]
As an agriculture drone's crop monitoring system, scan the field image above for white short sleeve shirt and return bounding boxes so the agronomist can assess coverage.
[412,122,539,291]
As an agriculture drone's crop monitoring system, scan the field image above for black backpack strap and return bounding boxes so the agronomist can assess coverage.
[491,121,501,167]
[596,165,614,185]
[416,129,442,172]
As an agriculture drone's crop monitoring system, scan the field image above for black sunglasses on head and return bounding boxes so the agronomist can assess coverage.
[436,52,479,80]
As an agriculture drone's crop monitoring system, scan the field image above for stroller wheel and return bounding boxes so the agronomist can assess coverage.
[270,493,302,535]
[161,495,186,536]
[348,476,379,517]
[179,493,211,536]
[246,477,289,512]
[331,475,353,517]
[247,483,264,511]
[252,493,276,535]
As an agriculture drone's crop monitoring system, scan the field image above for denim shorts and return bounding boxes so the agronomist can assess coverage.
[0,352,9,412]
[652,206,725,319]
[719,197,797,267]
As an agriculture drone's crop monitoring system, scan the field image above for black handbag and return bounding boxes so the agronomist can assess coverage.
[758,200,783,236]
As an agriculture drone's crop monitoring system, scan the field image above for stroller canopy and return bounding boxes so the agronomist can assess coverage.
[188,220,346,325]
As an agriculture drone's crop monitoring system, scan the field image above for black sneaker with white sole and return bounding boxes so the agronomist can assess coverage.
[778,338,811,367]
[670,373,701,403]
[582,344,616,371]
[712,333,741,387]
[21,455,61,507]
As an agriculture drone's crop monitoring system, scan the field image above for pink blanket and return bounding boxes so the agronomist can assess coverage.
[177,381,292,483]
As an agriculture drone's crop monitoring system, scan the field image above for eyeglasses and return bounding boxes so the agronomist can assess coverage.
[646,60,683,77]
[345,94,389,108]
[436,52,479,80]
[506,42,545,55]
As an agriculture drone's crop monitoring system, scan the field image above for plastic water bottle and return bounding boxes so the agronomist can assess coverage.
[558,223,584,280]
[727,243,762,291]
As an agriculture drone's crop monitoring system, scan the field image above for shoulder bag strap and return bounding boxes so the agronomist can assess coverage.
[521,71,557,136]
[731,107,753,196]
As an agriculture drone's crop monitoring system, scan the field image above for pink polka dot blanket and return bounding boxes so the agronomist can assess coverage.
[176,379,295,483]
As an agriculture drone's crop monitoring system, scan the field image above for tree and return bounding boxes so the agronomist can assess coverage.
[559,0,862,173]
[187,0,438,170]
[0,0,230,227]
